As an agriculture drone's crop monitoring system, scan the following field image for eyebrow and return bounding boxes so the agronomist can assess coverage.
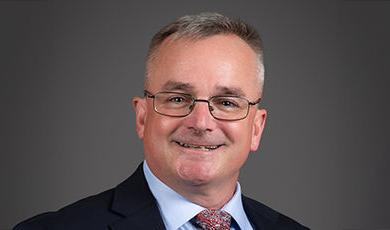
[161,80,195,93]
[160,80,246,97]
[215,86,246,97]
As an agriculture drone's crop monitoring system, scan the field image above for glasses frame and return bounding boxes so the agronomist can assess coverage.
[144,90,261,121]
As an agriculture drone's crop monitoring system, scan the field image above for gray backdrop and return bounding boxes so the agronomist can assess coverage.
[1,1,389,230]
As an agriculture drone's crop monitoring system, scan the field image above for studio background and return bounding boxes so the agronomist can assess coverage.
[1,1,389,230]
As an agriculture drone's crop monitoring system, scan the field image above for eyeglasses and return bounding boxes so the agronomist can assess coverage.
[144,90,261,121]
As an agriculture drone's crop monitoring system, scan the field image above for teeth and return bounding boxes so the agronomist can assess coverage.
[175,141,221,151]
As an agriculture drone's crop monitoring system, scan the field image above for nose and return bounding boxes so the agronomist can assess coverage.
[183,100,217,132]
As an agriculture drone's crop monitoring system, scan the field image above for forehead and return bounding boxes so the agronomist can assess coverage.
[147,34,260,98]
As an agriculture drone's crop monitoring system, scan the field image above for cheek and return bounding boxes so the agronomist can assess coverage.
[225,122,253,145]
[143,115,175,162]
[144,114,178,140]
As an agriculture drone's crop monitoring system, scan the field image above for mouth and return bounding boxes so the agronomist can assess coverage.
[174,141,224,151]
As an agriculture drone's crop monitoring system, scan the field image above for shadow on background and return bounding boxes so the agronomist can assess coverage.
[1,1,389,229]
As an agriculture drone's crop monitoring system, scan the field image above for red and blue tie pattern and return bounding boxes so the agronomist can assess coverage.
[193,209,232,230]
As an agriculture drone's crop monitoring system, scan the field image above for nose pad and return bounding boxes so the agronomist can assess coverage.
[185,101,217,131]
[209,106,214,112]
[189,101,213,116]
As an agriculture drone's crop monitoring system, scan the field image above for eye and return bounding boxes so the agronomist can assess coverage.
[220,100,238,107]
[213,97,240,108]
[168,96,186,103]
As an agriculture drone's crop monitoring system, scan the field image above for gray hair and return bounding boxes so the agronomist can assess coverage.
[146,12,265,94]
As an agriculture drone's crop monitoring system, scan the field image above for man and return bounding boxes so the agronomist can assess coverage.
[14,13,309,229]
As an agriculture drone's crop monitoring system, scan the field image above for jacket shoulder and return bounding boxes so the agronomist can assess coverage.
[242,196,310,230]
[13,188,119,230]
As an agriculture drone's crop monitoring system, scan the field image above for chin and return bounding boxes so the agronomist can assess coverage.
[176,162,217,185]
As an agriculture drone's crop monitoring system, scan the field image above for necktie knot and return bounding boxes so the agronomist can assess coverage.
[192,209,232,230]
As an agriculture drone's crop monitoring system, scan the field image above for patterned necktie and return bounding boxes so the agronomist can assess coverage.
[192,209,232,230]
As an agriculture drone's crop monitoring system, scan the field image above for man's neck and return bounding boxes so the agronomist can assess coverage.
[165,173,239,209]
[182,186,236,209]
[144,160,239,209]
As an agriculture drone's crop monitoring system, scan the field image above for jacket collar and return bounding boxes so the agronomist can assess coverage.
[108,163,166,230]
[107,163,281,230]
[242,195,280,229]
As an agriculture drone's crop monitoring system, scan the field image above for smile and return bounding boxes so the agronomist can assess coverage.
[174,141,223,151]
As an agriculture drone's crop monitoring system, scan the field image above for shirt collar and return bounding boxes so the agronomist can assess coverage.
[221,182,253,230]
[143,161,252,230]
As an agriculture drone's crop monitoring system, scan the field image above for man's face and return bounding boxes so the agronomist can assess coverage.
[133,35,266,190]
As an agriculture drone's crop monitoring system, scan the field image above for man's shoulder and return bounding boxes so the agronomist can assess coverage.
[13,188,119,230]
[242,195,310,230]
[14,164,159,230]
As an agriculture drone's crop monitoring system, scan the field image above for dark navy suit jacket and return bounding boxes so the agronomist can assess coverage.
[14,163,310,230]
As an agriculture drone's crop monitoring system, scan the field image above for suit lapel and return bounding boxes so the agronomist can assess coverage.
[108,164,283,230]
[108,203,165,230]
[242,195,278,230]
[108,163,166,230]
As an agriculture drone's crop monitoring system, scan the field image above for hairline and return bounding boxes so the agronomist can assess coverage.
[144,15,265,96]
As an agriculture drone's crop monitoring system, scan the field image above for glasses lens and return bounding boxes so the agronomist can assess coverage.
[151,92,250,120]
[210,96,249,120]
[154,92,193,116]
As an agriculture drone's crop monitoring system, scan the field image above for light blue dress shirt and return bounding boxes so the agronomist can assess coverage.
[143,161,253,230]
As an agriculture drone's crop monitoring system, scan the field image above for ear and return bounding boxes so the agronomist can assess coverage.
[132,97,147,139]
[250,108,267,151]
